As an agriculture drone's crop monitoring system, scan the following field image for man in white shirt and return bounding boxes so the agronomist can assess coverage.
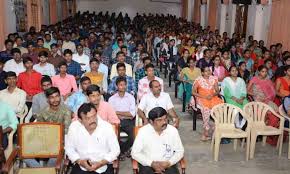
[33,51,56,76]
[62,32,76,53]
[3,48,25,76]
[138,80,179,127]
[65,103,120,174]
[110,52,132,79]
[0,71,26,115]
[73,45,90,73]
[131,107,184,174]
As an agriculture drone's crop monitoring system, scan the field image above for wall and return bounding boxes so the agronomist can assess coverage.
[42,0,50,25]
[246,4,256,38]
[76,0,182,18]
[4,0,17,34]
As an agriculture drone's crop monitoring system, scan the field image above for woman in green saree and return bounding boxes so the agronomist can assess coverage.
[178,58,201,105]
[221,66,248,108]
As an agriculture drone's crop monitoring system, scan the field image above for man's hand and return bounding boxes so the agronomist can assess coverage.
[173,117,179,128]
[78,159,94,171]
[159,161,171,170]
[151,161,164,174]
[91,161,103,170]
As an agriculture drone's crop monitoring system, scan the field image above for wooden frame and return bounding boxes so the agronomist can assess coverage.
[2,122,64,174]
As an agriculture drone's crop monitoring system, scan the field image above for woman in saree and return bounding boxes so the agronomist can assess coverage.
[192,66,224,141]
[178,58,201,105]
[222,66,248,129]
[275,65,290,98]
[247,65,279,145]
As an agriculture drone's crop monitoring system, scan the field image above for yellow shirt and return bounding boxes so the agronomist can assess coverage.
[84,72,104,87]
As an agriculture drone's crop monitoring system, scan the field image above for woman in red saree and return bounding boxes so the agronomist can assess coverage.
[247,65,279,145]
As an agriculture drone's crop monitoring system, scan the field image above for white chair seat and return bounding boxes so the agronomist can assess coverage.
[217,127,248,138]
[253,125,282,135]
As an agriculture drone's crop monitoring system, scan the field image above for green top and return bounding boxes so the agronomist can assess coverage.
[0,101,19,131]
[36,105,72,134]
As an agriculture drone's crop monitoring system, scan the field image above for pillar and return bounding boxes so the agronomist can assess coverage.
[50,0,57,24]
[187,0,193,21]
[193,0,201,24]
[0,0,6,50]
[219,4,227,35]
[253,5,264,41]
[200,4,207,28]
[62,0,68,20]
[208,0,218,31]
[229,3,236,36]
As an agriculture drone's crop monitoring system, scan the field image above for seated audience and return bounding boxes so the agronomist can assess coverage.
[63,49,82,80]
[0,60,7,90]
[33,51,56,76]
[0,71,26,115]
[93,51,109,91]
[110,52,133,79]
[73,45,90,73]
[3,48,25,76]
[14,36,28,55]
[62,32,76,53]
[108,63,135,96]
[65,103,120,174]
[52,62,78,100]
[275,65,290,98]
[238,61,251,83]
[86,85,120,124]
[0,39,13,63]
[135,56,159,88]
[212,55,227,82]
[137,64,163,100]
[34,38,50,55]
[48,43,65,69]
[192,67,223,141]
[138,80,179,127]
[109,77,135,160]
[84,59,106,93]
[22,42,39,64]
[196,49,213,69]
[17,57,42,103]
[0,101,18,149]
[131,107,184,174]
[67,76,91,114]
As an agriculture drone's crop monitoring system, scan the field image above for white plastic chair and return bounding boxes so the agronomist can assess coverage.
[211,103,251,161]
[18,105,29,124]
[279,105,290,159]
[244,102,285,159]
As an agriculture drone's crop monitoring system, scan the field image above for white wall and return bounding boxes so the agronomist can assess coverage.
[76,0,182,18]
[4,0,16,34]
[246,4,256,38]
[42,0,50,25]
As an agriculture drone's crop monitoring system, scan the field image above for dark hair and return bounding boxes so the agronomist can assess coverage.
[15,36,23,41]
[149,80,159,88]
[116,62,126,70]
[243,49,250,54]
[11,48,21,55]
[77,103,97,119]
[284,65,290,72]
[58,61,68,68]
[45,87,60,98]
[38,50,48,57]
[142,56,152,63]
[257,65,267,72]
[283,55,290,62]
[116,51,125,57]
[120,45,127,50]
[80,76,91,84]
[26,41,35,47]
[86,84,100,96]
[63,49,73,56]
[264,59,272,64]
[4,39,13,45]
[23,57,33,64]
[203,49,210,55]
[229,66,237,72]
[37,38,44,42]
[200,66,210,72]
[93,51,102,57]
[238,61,246,67]
[5,71,17,79]
[145,63,154,71]
[187,58,196,64]
[90,58,100,64]
[41,75,52,84]
[148,107,167,121]
[116,76,127,86]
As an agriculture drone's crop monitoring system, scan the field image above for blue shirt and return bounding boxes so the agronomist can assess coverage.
[108,75,136,95]
[0,101,18,130]
[66,91,87,113]
[0,71,7,90]
[67,60,82,77]
[196,58,213,69]
[0,51,13,63]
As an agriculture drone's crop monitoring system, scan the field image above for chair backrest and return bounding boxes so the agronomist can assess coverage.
[279,105,287,117]
[18,122,63,159]
[244,102,274,124]
[211,103,245,128]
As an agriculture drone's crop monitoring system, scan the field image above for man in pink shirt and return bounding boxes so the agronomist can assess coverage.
[51,61,78,101]
[137,64,164,101]
[86,84,120,124]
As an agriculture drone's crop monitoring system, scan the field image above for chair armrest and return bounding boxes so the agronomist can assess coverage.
[113,159,119,169]
[179,157,186,174]
[2,148,18,174]
[55,149,64,171]
[132,159,138,170]
[269,109,285,129]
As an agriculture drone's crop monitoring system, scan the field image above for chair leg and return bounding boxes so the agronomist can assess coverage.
[278,132,283,157]
[233,139,238,152]
[250,133,257,159]
[214,136,221,161]
[288,133,290,159]
[246,136,250,161]
[241,138,245,149]
[192,111,197,131]
[262,136,266,147]
[211,131,215,151]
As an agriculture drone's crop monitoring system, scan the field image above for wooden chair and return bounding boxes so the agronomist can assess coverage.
[279,105,290,159]
[244,102,285,159]
[211,103,252,161]
[2,122,65,174]
[132,126,186,174]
